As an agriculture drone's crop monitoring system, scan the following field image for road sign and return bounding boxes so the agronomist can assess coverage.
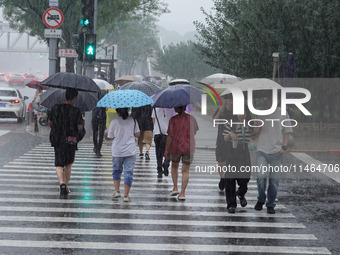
[58,49,78,58]
[43,8,64,29]
[106,44,117,59]
[44,29,62,38]
[49,0,58,7]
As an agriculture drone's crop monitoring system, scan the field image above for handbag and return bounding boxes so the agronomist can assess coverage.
[154,108,167,144]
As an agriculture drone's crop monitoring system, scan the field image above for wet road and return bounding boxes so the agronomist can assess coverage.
[0,134,335,254]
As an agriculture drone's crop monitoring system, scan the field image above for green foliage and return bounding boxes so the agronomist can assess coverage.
[152,41,220,80]
[195,0,340,78]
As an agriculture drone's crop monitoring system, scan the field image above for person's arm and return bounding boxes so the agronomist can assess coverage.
[213,106,224,120]
[134,132,140,138]
[279,132,292,155]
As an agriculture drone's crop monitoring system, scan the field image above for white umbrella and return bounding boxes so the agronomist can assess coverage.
[93,79,112,90]
[220,78,282,97]
[200,73,241,88]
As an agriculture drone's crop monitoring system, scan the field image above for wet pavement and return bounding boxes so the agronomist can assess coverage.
[0,140,334,254]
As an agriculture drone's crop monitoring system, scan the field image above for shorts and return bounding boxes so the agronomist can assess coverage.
[54,144,76,167]
[138,130,153,146]
[170,153,194,165]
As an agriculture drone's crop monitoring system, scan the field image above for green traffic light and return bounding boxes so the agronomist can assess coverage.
[80,18,90,27]
[86,45,94,55]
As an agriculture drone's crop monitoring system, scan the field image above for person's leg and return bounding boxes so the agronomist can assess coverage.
[92,120,98,153]
[112,157,123,193]
[225,178,237,209]
[266,154,282,209]
[56,166,65,184]
[255,151,269,210]
[63,163,73,185]
[218,161,226,190]
[123,155,136,197]
[171,161,179,192]
[138,132,144,157]
[179,163,190,197]
[97,122,106,153]
[154,135,163,176]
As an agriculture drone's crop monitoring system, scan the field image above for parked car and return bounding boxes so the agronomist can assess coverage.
[7,73,24,86]
[23,73,36,83]
[0,87,28,122]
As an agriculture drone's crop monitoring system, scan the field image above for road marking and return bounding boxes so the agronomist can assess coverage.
[0,215,304,228]
[0,227,316,240]
[0,206,294,218]
[291,152,340,183]
[0,197,286,209]
[0,240,331,254]
[0,130,10,137]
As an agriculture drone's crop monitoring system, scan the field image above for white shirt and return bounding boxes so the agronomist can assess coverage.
[108,116,140,157]
[151,108,176,135]
[257,108,293,154]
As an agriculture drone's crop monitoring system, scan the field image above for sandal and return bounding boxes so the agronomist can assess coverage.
[170,190,179,196]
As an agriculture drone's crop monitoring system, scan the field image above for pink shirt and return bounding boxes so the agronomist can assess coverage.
[167,112,199,154]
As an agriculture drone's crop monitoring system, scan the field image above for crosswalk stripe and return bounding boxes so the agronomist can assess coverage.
[0,240,331,254]
[0,141,330,253]
[0,216,304,228]
[0,130,11,136]
[0,206,294,218]
[0,197,286,209]
[0,227,316,240]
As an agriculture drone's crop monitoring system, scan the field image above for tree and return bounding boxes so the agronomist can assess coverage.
[195,0,340,78]
[0,0,168,73]
[152,41,219,80]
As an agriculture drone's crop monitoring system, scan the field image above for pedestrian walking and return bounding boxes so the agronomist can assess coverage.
[254,95,293,214]
[165,105,199,200]
[107,108,140,202]
[223,113,253,213]
[48,88,85,198]
[213,97,234,191]
[152,107,176,178]
[131,105,154,160]
[92,98,107,157]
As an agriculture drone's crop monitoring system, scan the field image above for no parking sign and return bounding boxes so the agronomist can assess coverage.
[42,8,64,29]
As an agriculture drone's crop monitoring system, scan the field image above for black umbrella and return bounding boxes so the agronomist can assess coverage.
[41,72,102,93]
[119,81,161,96]
[40,88,99,112]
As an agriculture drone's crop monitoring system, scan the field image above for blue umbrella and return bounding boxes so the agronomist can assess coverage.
[97,90,153,109]
[153,84,203,108]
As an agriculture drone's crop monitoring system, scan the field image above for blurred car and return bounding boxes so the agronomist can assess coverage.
[7,73,24,86]
[23,73,36,83]
[0,87,28,122]
[0,73,6,82]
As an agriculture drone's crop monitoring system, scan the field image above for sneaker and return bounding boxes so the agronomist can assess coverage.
[218,178,225,191]
[123,195,131,202]
[96,151,102,157]
[267,207,275,214]
[157,173,163,178]
[254,201,264,211]
[112,190,121,198]
[145,151,150,160]
[228,206,236,214]
[236,191,247,207]
[60,184,68,198]
[139,153,143,159]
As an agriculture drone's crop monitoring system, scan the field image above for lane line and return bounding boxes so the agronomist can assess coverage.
[0,240,330,253]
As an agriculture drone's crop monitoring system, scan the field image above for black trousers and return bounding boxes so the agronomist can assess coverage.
[154,134,169,173]
[224,144,251,208]
[92,119,106,152]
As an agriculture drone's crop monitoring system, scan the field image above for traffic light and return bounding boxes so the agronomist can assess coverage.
[85,33,96,62]
[76,33,84,61]
[81,0,94,29]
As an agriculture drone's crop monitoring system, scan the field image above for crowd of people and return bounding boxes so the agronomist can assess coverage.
[47,82,292,215]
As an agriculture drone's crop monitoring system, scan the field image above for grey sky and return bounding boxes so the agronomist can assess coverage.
[157,0,215,35]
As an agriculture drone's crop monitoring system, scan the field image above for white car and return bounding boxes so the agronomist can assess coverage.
[0,87,28,122]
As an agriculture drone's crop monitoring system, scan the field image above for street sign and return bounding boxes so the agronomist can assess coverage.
[106,44,118,59]
[43,8,64,29]
[49,0,58,7]
[44,29,62,38]
[58,49,78,58]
